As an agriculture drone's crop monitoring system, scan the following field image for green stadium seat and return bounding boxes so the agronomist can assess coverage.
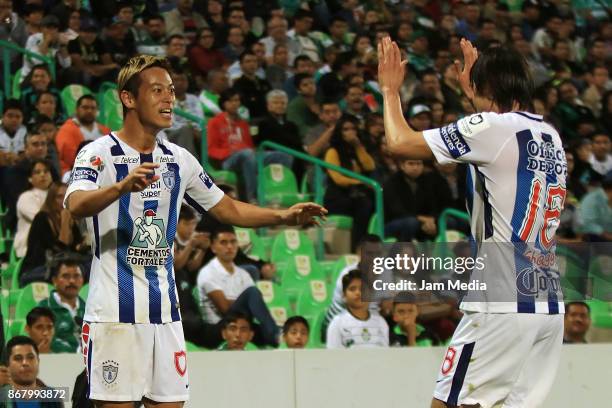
[8,319,26,338]
[256,280,291,326]
[261,164,309,207]
[270,229,316,269]
[11,68,22,100]
[328,254,359,287]
[279,255,325,302]
[208,168,237,189]
[586,299,612,328]
[60,84,93,117]
[304,310,325,349]
[235,227,267,261]
[14,282,53,320]
[325,215,353,230]
[101,88,123,131]
[186,340,209,352]
[79,284,89,301]
[296,279,330,316]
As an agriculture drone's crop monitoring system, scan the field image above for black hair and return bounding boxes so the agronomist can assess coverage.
[469,45,534,112]
[49,252,82,279]
[3,99,22,114]
[28,158,51,177]
[3,336,39,364]
[32,115,55,131]
[328,114,362,170]
[179,204,197,221]
[26,306,56,327]
[76,94,97,108]
[342,269,363,293]
[418,68,438,81]
[31,64,51,77]
[330,16,348,26]
[211,224,236,242]
[218,88,240,111]
[332,51,355,72]
[220,311,252,330]
[293,54,313,69]
[166,34,186,45]
[393,291,417,306]
[282,316,309,334]
[239,50,256,63]
[565,301,591,314]
[144,14,165,24]
[359,233,382,246]
[293,73,312,89]
[35,90,56,105]
[293,9,313,21]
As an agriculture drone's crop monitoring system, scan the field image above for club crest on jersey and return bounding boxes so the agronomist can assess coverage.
[126,209,171,267]
[102,360,119,385]
[174,351,187,377]
[162,169,176,189]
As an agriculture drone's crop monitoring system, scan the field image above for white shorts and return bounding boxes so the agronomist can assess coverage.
[433,312,563,408]
[82,321,189,402]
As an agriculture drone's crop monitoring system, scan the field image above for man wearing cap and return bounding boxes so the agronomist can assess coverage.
[21,14,71,83]
[407,31,434,74]
[67,18,119,90]
[407,104,433,132]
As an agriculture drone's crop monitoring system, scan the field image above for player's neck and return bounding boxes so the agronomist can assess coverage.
[117,115,158,153]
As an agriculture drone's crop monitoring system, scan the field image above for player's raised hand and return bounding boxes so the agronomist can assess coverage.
[377,36,407,93]
[281,202,328,227]
[454,38,479,101]
[119,162,160,193]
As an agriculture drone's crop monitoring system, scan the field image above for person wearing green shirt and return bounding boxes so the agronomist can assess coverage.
[37,259,86,353]
[25,306,73,354]
[577,177,612,242]
[216,311,257,351]
[286,73,320,141]
[389,292,440,347]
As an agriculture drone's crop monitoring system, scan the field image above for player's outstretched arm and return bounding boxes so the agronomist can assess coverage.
[378,37,433,160]
[66,163,160,218]
[208,195,327,228]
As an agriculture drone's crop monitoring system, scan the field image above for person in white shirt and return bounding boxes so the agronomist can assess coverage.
[197,225,279,347]
[14,159,52,257]
[326,270,389,349]
[588,133,612,176]
[0,100,27,160]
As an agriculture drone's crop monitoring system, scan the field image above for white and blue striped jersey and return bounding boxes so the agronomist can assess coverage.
[423,112,567,314]
[65,133,224,323]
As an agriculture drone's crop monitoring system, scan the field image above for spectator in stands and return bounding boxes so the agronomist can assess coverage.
[531,13,562,62]
[406,104,433,132]
[265,44,291,90]
[389,292,440,347]
[552,80,597,143]
[135,14,167,56]
[0,99,26,160]
[283,54,315,99]
[227,41,267,83]
[318,52,357,103]
[0,0,28,72]
[222,26,246,63]
[102,16,136,69]
[21,182,86,285]
[203,0,224,33]
[286,73,319,141]
[582,65,611,118]
[163,0,207,43]
[25,306,73,353]
[304,100,342,158]
[261,16,296,65]
[287,9,320,64]
[233,50,272,121]
[563,301,591,344]
[323,115,375,249]
[282,316,309,349]
[188,27,227,83]
[167,68,204,157]
[218,312,255,351]
[218,6,257,49]
[325,16,351,52]
[326,270,389,348]
[59,8,79,44]
[49,0,77,30]
[427,162,467,213]
[384,160,438,242]
[197,225,278,348]
[19,65,61,121]
[20,15,71,85]
[407,31,434,74]
[0,336,63,406]
[22,3,43,37]
[67,18,119,90]
[30,91,64,126]
[14,158,52,258]
[55,95,110,176]
[577,177,612,242]
[588,133,612,176]
[33,116,61,175]
[166,34,188,62]
[37,258,85,353]
[174,205,209,285]
[199,69,232,120]
[343,84,370,124]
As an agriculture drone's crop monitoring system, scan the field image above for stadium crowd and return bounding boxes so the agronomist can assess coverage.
[0,0,608,387]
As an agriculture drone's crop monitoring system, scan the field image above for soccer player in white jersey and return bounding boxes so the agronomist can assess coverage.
[64,55,326,407]
[378,37,567,408]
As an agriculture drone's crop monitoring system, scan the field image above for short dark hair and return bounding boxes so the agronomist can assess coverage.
[26,306,56,327]
[144,14,164,24]
[49,253,82,279]
[293,54,313,69]
[393,291,417,306]
[179,204,197,221]
[565,301,591,314]
[293,9,314,21]
[3,99,22,115]
[293,73,312,89]
[342,269,363,293]
[35,90,56,105]
[283,316,309,334]
[76,94,97,108]
[28,158,51,178]
[31,64,51,76]
[211,225,236,242]
[239,50,256,63]
[220,311,252,330]
[332,51,355,72]
[3,336,39,364]
[32,115,55,131]
[166,34,185,45]
[218,88,240,110]
[470,45,534,112]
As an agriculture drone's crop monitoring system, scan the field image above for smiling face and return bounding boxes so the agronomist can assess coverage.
[123,67,176,130]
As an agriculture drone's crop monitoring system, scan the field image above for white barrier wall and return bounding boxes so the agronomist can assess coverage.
[39,345,612,407]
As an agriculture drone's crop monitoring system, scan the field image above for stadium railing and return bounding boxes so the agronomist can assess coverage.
[256,141,385,258]
[0,40,56,99]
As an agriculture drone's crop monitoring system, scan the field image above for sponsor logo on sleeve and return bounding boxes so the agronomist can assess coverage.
[89,156,105,172]
[199,171,213,189]
[440,122,472,159]
[72,167,99,183]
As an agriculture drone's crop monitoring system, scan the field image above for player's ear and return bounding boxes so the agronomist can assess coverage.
[120,90,136,110]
